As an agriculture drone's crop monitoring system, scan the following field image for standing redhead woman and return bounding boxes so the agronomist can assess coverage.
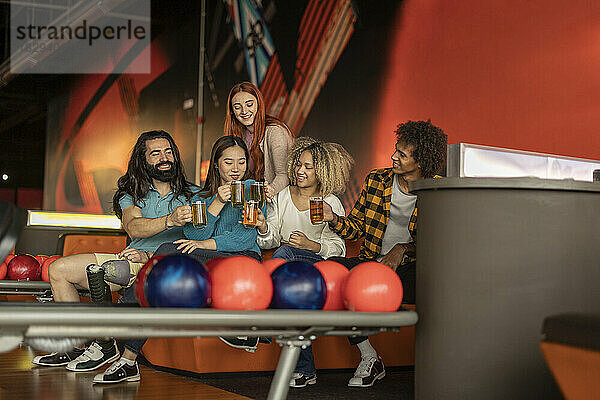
[224,82,294,199]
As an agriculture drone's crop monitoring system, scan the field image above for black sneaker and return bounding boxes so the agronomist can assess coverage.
[65,340,119,372]
[32,348,85,367]
[218,336,259,352]
[348,356,385,387]
[93,358,140,384]
[289,372,317,388]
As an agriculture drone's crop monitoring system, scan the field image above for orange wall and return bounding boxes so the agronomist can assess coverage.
[373,0,600,167]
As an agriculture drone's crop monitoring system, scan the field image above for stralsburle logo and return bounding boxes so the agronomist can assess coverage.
[16,19,146,46]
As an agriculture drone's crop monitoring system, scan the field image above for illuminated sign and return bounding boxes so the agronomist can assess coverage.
[28,211,122,230]
[447,143,600,181]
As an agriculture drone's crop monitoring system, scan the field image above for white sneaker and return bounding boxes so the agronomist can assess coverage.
[32,347,85,367]
[218,336,259,352]
[348,356,385,387]
[289,372,317,387]
[93,358,140,384]
[65,341,119,372]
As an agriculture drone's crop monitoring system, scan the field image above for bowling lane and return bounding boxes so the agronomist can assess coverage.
[0,346,250,400]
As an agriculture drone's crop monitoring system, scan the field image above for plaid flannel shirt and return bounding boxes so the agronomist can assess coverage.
[330,168,436,264]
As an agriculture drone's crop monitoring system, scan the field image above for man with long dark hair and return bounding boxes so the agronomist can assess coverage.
[33,130,197,376]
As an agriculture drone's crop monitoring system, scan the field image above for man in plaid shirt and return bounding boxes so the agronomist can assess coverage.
[324,120,447,388]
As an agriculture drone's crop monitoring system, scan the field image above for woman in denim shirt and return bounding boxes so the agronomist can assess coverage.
[154,136,265,262]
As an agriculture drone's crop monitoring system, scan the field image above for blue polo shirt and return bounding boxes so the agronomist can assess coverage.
[119,185,196,252]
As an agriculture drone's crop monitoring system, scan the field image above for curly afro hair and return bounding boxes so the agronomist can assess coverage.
[395,120,447,178]
[287,136,354,197]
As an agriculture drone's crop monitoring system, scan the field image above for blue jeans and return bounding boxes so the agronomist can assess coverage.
[271,245,324,264]
[118,285,147,355]
[295,343,317,376]
[272,245,322,376]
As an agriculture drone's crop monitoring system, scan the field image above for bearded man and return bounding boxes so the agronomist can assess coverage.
[33,130,196,372]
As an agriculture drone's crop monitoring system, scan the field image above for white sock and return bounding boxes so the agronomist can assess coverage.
[120,356,136,365]
[357,340,377,359]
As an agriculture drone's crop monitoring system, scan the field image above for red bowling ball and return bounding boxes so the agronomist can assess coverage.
[211,256,273,310]
[1,262,7,280]
[35,255,48,266]
[134,255,167,307]
[262,258,286,275]
[204,257,226,274]
[7,255,42,281]
[41,256,61,282]
[314,260,349,311]
[1,254,16,280]
[343,261,403,312]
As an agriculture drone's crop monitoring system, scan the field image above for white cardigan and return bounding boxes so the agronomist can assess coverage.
[257,187,346,259]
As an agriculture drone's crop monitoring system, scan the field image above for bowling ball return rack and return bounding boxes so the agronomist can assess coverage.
[0,302,418,400]
[0,280,90,301]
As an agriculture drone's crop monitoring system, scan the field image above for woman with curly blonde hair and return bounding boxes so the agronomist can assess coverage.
[253,136,354,386]
[256,136,354,263]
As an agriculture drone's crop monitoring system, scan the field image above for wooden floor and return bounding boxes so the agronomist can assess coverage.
[0,346,251,400]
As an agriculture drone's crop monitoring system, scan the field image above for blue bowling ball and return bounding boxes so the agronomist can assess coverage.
[271,261,327,309]
[144,255,211,308]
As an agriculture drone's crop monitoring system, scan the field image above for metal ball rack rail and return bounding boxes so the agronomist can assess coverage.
[0,302,417,400]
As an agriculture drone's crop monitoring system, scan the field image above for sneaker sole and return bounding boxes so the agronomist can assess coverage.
[66,352,120,372]
[347,370,386,388]
[290,377,317,388]
[93,374,140,384]
[32,359,70,367]
[218,337,258,352]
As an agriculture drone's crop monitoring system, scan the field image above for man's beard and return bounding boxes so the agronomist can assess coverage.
[146,161,177,182]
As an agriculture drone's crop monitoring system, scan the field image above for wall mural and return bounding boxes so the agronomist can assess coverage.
[46,0,600,215]
[45,0,372,213]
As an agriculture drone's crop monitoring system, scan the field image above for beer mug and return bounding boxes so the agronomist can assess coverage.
[191,200,207,228]
[231,181,245,208]
[250,181,265,207]
[243,200,259,228]
[309,196,324,224]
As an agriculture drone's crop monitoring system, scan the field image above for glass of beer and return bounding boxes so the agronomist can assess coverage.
[243,200,259,228]
[309,196,324,224]
[231,181,245,208]
[251,181,265,207]
[191,200,207,228]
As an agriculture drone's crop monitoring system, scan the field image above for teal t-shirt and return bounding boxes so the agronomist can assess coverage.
[183,180,266,255]
[119,185,197,252]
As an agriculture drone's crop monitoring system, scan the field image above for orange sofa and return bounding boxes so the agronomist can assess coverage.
[142,309,415,374]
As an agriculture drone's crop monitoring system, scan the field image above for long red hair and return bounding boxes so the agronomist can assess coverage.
[224,82,293,180]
